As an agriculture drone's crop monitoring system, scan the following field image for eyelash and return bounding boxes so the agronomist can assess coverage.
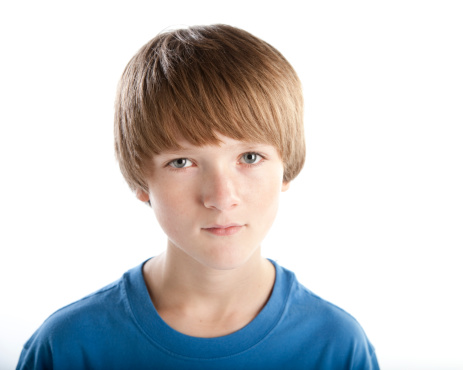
[166,152,265,171]
[167,158,193,170]
[239,152,265,167]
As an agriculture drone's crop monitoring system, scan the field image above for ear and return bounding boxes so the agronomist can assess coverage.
[281,181,290,192]
[136,188,150,203]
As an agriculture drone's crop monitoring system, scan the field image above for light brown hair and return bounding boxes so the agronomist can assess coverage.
[115,24,305,192]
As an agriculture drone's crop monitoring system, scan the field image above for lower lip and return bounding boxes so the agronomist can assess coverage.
[202,226,244,236]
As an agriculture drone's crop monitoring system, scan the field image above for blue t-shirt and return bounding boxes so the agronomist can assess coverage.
[17,260,379,369]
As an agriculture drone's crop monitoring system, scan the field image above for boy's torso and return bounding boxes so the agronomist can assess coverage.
[17,259,379,370]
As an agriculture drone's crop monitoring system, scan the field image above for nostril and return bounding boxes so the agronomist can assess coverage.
[203,198,239,211]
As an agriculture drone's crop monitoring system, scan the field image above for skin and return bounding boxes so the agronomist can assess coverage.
[137,133,290,337]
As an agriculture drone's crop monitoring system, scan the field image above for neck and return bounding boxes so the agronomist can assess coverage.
[143,243,275,337]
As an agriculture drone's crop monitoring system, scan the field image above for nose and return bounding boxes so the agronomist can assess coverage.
[201,168,240,211]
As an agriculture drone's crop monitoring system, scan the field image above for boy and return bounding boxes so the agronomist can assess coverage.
[17,24,379,369]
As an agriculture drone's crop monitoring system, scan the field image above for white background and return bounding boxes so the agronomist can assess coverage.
[1,1,462,369]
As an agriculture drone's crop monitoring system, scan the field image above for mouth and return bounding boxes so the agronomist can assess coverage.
[202,224,245,236]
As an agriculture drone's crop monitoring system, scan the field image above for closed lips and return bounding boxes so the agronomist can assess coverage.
[202,224,244,236]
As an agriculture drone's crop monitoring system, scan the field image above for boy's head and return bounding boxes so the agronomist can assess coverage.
[115,24,305,193]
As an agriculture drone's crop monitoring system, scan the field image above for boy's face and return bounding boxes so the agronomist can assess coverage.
[137,133,289,271]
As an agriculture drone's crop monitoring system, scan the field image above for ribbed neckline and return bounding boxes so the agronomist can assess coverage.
[123,258,294,359]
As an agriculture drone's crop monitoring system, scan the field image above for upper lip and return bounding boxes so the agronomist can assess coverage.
[203,223,243,229]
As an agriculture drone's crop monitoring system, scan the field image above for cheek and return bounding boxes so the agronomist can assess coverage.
[150,185,195,235]
[247,173,283,217]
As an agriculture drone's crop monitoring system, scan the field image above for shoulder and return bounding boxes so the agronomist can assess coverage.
[37,278,125,337]
[17,264,143,370]
[272,262,379,368]
[276,262,367,336]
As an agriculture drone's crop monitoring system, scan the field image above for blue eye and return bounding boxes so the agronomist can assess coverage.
[168,158,193,168]
[241,153,262,164]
